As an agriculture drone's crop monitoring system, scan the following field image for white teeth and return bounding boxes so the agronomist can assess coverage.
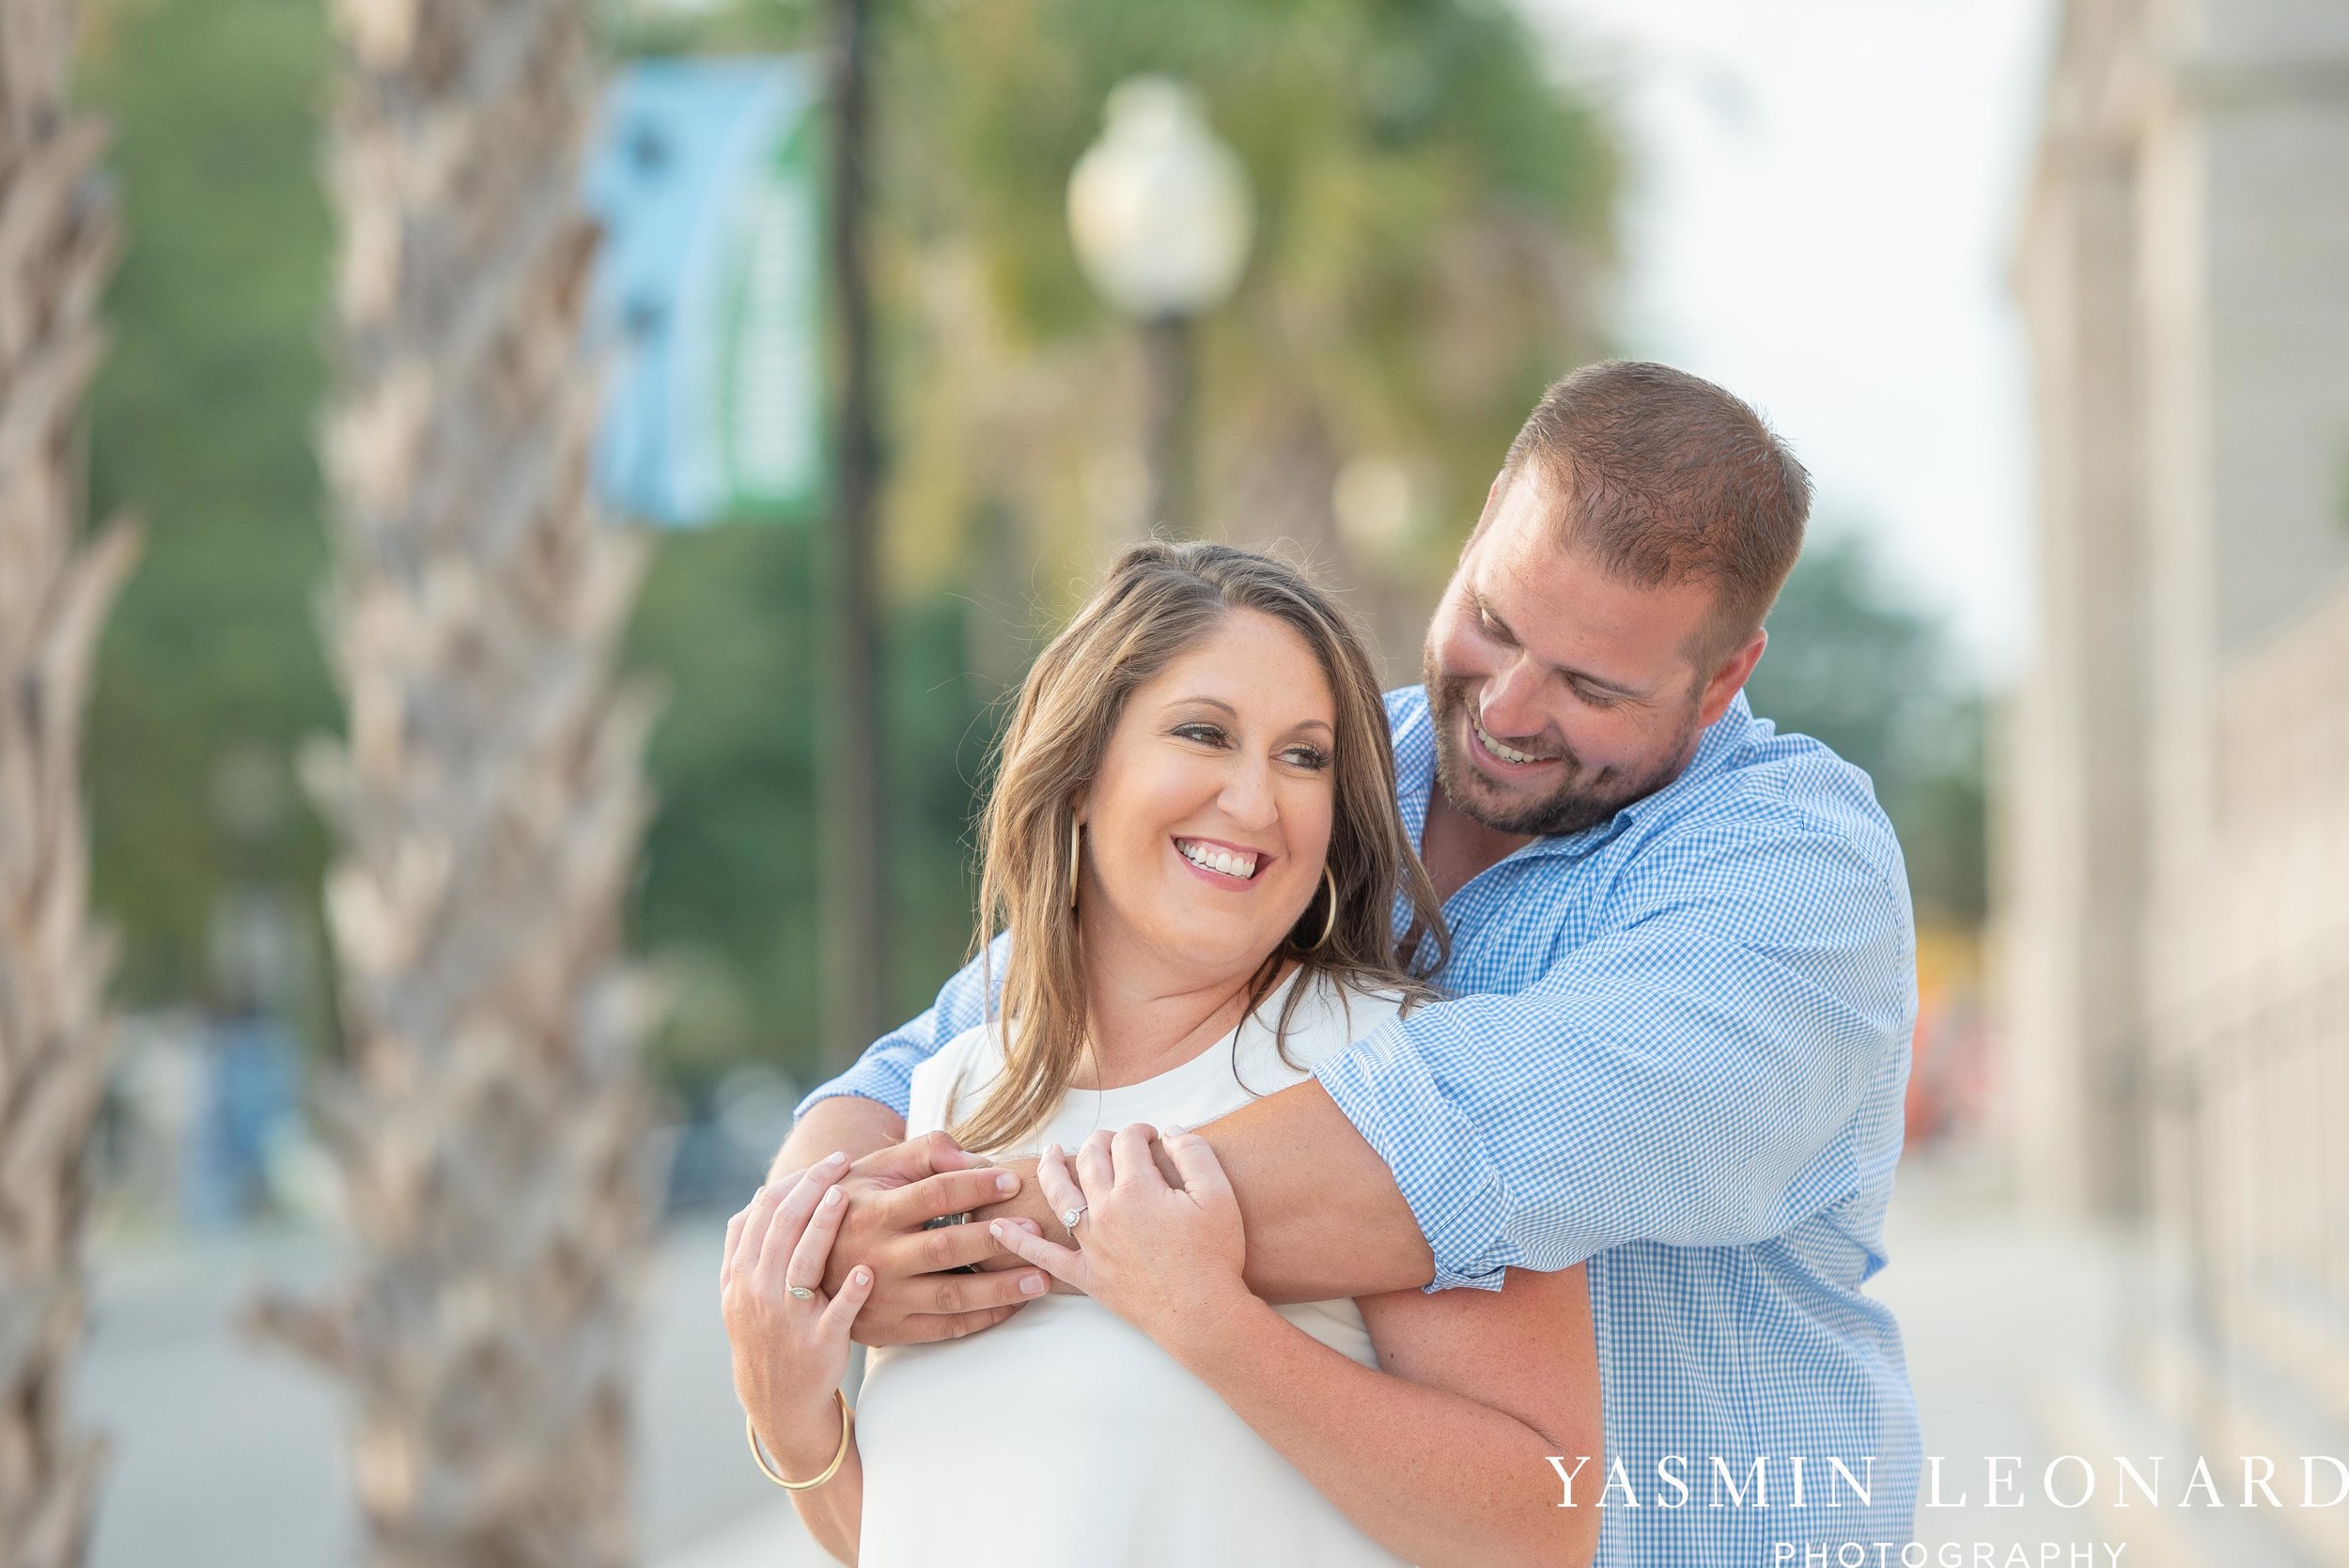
[1178,840,1259,879]
[1474,714,1541,765]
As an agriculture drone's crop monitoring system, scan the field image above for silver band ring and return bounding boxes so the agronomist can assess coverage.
[787,1285,815,1300]
[1060,1204,1087,1232]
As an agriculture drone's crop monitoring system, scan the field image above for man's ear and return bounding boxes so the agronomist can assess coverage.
[1696,629,1767,728]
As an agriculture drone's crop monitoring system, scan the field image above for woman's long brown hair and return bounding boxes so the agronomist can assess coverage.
[948,541,1449,1155]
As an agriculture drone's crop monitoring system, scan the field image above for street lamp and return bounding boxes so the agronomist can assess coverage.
[1067,76,1252,538]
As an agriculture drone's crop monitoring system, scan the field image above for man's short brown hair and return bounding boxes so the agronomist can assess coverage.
[1501,360,1810,668]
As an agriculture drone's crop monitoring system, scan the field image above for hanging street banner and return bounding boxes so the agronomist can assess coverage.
[584,55,824,528]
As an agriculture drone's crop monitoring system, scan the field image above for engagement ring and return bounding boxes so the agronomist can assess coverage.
[1061,1204,1087,1231]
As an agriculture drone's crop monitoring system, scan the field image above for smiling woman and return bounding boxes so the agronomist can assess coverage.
[718,541,1605,1568]
[944,541,1447,1154]
[1064,612,1345,1079]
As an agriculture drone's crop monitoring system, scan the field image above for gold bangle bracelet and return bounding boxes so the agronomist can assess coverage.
[745,1389,854,1491]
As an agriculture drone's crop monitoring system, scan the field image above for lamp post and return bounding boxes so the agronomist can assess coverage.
[819,0,883,1070]
[1067,77,1252,539]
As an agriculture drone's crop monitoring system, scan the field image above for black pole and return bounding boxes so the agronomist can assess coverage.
[819,0,883,1071]
[1140,314,1196,538]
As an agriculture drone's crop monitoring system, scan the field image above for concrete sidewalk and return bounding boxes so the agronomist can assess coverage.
[75,1216,795,1568]
[1876,1153,2314,1568]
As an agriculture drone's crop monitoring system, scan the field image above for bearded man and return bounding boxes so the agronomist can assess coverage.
[774,360,1921,1561]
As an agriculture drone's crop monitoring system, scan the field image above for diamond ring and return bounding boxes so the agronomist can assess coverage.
[787,1286,815,1300]
[1060,1204,1087,1232]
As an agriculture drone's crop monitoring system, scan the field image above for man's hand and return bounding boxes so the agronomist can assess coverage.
[776,1080,1435,1313]
[990,1127,1256,1357]
[814,1131,1054,1344]
[769,1094,904,1185]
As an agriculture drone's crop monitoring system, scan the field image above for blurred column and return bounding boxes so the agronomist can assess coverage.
[2011,0,2349,1494]
[2007,124,2154,1222]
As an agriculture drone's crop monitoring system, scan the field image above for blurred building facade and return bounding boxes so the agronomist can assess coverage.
[2001,0,2349,1511]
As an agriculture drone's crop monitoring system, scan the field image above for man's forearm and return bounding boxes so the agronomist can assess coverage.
[970,1083,1435,1301]
[770,1095,903,1185]
[1202,1079,1433,1301]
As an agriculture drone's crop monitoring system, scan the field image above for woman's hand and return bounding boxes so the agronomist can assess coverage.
[721,1154,873,1466]
[988,1124,1257,1356]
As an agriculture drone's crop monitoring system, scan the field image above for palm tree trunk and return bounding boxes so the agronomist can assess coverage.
[0,5,138,1566]
[255,0,663,1562]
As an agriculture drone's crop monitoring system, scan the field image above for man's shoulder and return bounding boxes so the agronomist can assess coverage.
[1382,683,1427,731]
[1730,721,1901,850]
[1629,709,1908,901]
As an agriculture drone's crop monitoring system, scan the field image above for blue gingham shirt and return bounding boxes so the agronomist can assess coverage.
[803,686,1921,1563]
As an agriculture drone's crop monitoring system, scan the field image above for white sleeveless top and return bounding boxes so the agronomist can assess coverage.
[853,970,1414,1567]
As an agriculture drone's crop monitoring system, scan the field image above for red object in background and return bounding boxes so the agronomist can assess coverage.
[1905,928,1988,1148]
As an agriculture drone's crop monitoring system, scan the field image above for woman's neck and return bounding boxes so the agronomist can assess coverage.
[1072,925,1282,1092]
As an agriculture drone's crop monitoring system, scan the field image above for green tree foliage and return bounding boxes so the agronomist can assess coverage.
[619,524,993,1101]
[80,0,336,1014]
[878,0,1618,597]
[1742,531,1987,926]
[81,0,1623,1100]
[614,0,1624,1093]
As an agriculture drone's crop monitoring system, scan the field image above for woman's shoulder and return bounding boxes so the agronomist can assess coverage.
[1317,971,1415,1042]
[1246,970,1412,1077]
[905,1018,1010,1138]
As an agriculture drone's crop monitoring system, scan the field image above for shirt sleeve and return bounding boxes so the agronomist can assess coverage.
[794,933,1008,1123]
[1311,814,1915,1291]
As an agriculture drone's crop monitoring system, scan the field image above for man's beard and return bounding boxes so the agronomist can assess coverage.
[1423,652,1698,839]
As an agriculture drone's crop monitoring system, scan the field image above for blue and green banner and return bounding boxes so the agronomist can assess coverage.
[585,56,824,528]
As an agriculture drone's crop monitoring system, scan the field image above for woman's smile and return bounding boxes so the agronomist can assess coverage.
[1173,835,1270,885]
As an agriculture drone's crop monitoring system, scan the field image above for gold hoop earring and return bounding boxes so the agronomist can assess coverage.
[1068,818,1082,910]
[1306,865,1337,952]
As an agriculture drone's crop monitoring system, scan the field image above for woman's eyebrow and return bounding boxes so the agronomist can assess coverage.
[1164,696,1333,735]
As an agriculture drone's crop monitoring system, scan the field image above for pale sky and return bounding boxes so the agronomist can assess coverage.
[1516,0,2055,676]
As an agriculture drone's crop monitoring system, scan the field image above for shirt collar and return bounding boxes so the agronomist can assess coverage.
[1387,684,1755,864]
[1389,686,1440,851]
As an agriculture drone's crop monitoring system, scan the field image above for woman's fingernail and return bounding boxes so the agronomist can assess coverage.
[852,1266,870,1285]
[1020,1273,1047,1296]
[988,1220,1008,1240]
[994,1172,1018,1196]
[752,1185,768,1202]
[821,1187,843,1208]
[822,1150,848,1167]
[1013,1219,1040,1234]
